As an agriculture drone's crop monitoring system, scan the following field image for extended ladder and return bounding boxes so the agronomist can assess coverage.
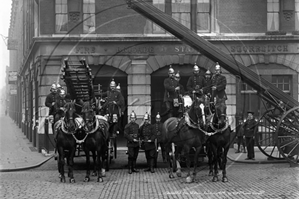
[61,58,94,102]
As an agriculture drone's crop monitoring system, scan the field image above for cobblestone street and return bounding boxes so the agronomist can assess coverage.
[0,157,298,199]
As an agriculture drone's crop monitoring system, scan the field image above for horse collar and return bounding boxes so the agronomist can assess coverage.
[84,116,99,134]
[61,120,76,134]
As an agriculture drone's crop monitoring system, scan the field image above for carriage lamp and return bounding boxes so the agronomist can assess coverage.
[112,114,118,123]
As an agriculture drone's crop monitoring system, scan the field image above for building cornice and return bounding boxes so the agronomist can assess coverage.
[20,35,299,76]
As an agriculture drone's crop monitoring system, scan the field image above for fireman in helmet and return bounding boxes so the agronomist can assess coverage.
[211,62,227,123]
[124,110,140,174]
[139,112,156,173]
[53,89,67,140]
[203,69,213,96]
[186,63,205,99]
[45,84,58,118]
[153,112,166,163]
[174,71,185,117]
[101,79,125,122]
[163,65,181,118]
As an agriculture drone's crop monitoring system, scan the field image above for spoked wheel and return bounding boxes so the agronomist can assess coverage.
[275,107,299,166]
[255,109,285,160]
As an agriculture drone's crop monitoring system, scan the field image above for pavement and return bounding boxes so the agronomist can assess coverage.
[0,115,290,172]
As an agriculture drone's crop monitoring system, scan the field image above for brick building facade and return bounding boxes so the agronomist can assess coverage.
[7,0,299,151]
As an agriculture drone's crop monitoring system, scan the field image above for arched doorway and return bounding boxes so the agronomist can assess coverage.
[90,65,128,147]
[150,64,206,122]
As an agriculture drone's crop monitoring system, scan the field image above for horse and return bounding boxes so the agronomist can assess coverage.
[161,96,208,183]
[54,100,78,183]
[205,98,232,182]
[81,101,110,182]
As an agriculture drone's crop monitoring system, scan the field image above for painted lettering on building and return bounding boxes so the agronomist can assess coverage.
[230,45,289,53]
[117,46,154,54]
[75,46,96,54]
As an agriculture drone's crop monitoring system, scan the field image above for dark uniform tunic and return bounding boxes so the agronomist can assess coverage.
[203,77,213,95]
[139,123,156,160]
[186,74,205,95]
[53,96,67,123]
[211,74,227,116]
[164,77,180,117]
[45,92,58,116]
[153,122,165,161]
[236,123,246,152]
[243,118,257,159]
[102,90,125,133]
[124,122,140,161]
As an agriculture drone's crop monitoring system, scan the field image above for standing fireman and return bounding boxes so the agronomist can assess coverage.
[153,112,166,163]
[102,79,125,123]
[164,65,180,118]
[124,111,140,174]
[211,62,227,122]
[45,84,58,118]
[203,69,213,96]
[186,63,205,99]
[174,71,185,117]
[140,112,156,173]
[235,118,246,153]
[243,111,257,160]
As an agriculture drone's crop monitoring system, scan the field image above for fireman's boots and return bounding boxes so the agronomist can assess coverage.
[132,160,139,173]
[128,160,132,174]
[150,159,155,173]
[144,159,151,172]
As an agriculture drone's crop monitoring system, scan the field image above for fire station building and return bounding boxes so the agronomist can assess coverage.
[7,0,298,151]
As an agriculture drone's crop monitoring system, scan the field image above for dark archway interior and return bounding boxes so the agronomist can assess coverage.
[151,64,206,122]
[90,65,128,146]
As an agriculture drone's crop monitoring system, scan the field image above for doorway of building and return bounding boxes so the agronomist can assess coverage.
[91,65,128,147]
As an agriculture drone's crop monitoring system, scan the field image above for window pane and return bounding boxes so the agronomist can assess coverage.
[152,0,165,34]
[296,0,299,11]
[197,13,209,31]
[61,5,67,13]
[172,0,190,12]
[83,14,95,33]
[172,13,181,23]
[181,13,191,28]
[56,14,68,32]
[197,1,210,12]
[267,13,279,31]
[56,5,61,13]
[284,84,290,91]
[83,2,95,13]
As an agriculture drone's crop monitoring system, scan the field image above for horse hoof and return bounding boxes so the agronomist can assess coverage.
[212,176,218,182]
[58,174,62,179]
[208,171,213,176]
[169,174,175,179]
[101,169,106,177]
[222,177,228,182]
[84,177,90,182]
[60,177,66,183]
[186,176,193,183]
[176,171,182,177]
[98,177,103,182]
[69,178,75,183]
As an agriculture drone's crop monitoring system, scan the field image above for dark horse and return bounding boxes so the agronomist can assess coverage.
[81,101,109,182]
[205,98,231,182]
[161,96,208,183]
[55,101,78,183]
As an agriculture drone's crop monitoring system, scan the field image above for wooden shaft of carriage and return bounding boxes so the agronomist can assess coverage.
[126,0,298,110]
